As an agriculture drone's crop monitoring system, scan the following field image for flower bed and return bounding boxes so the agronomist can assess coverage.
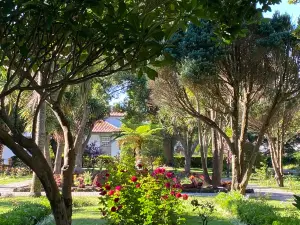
[99,166,189,225]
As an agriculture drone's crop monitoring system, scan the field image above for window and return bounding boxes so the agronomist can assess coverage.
[101,137,111,147]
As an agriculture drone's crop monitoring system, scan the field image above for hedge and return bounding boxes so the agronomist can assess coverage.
[215,192,300,225]
[0,202,51,225]
[174,156,218,168]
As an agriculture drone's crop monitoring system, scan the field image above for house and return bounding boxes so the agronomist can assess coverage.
[1,113,125,165]
[86,112,125,157]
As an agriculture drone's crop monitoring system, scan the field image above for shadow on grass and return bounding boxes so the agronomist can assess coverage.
[184,215,232,225]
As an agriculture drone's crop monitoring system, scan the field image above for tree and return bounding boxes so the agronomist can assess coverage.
[158,107,198,174]
[153,14,300,193]
[0,0,283,223]
[118,123,162,160]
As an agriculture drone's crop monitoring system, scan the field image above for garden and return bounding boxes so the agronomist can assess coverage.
[1,0,300,225]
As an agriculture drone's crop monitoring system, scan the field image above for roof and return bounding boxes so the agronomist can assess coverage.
[109,112,125,117]
[92,120,121,133]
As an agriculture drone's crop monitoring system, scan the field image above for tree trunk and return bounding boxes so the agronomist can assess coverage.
[268,135,284,187]
[44,134,52,167]
[74,105,89,174]
[0,143,3,166]
[54,141,64,174]
[197,100,212,184]
[163,135,173,166]
[212,129,222,187]
[184,153,191,175]
[30,75,46,197]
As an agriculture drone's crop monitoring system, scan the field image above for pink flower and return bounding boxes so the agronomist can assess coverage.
[115,186,122,191]
[166,172,173,178]
[165,182,171,188]
[136,183,141,188]
[170,190,175,196]
[111,206,117,212]
[175,193,182,198]
[131,176,138,182]
[108,190,115,196]
[182,194,188,200]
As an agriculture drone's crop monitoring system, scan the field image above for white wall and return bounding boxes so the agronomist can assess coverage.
[111,140,120,156]
[89,133,101,146]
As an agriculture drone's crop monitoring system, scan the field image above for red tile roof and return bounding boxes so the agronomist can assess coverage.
[92,120,120,133]
[110,112,125,117]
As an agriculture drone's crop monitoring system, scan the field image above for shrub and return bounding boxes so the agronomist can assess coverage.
[0,202,51,225]
[217,192,300,225]
[99,165,187,225]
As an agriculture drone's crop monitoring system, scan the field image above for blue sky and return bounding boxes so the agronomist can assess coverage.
[109,0,300,106]
[264,0,300,23]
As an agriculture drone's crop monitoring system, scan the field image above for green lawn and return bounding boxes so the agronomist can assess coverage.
[0,196,235,225]
[0,175,31,185]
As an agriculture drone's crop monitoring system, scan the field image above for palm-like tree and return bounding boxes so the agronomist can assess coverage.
[117,123,162,159]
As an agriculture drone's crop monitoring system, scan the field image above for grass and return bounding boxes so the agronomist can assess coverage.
[250,172,300,193]
[0,175,31,185]
[0,196,236,225]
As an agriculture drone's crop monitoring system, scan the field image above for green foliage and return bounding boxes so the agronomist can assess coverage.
[190,199,215,225]
[217,192,300,225]
[141,139,164,169]
[83,171,92,185]
[254,161,270,181]
[0,202,51,225]
[99,165,187,225]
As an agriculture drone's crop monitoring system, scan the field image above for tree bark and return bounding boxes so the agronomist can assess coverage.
[74,104,89,174]
[30,74,46,197]
[44,134,52,167]
[163,135,174,166]
[54,141,64,174]
[197,100,212,184]
[0,143,3,166]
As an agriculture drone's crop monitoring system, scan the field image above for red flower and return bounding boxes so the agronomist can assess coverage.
[175,193,182,198]
[170,190,175,196]
[136,183,141,188]
[117,205,123,210]
[108,190,115,196]
[166,172,173,178]
[111,206,117,212]
[131,176,138,182]
[99,190,107,196]
[165,182,171,188]
[161,195,169,200]
[95,181,101,187]
[105,173,110,177]
[114,198,120,203]
[182,194,188,200]
[137,163,143,168]
[105,184,111,190]
[115,186,122,191]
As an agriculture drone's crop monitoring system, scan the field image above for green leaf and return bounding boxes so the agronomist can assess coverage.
[118,0,126,16]
[19,45,29,57]
[143,66,157,80]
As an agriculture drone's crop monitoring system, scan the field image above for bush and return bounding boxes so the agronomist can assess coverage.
[99,165,188,225]
[0,202,51,225]
[216,192,300,225]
